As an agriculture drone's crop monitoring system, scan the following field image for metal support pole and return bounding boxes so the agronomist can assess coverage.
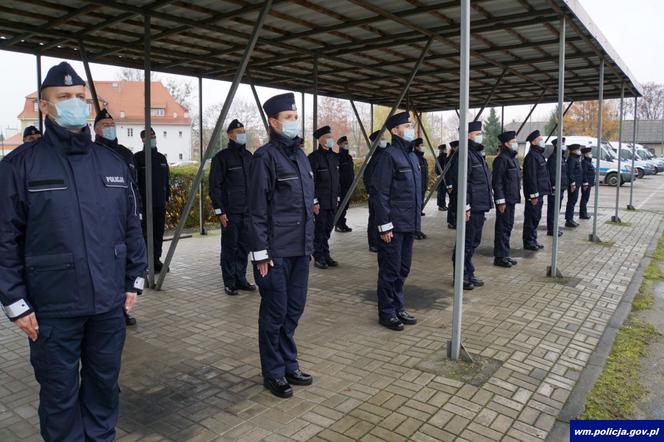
[301,92,305,141]
[370,103,374,133]
[332,39,433,228]
[544,101,574,144]
[36,53,43,133]
[501,105,504,132]
[516,89,547,136]
[250,82,269,133]
[313,57,318,150]
[627,96,638,210]
[612,81,625,223]
[143,15,155,287]
[79,42,101,114]
[156,0,273,290]
[415,112,443,208]
[474,68,507,122]
[590,59,604,242]
[549,14,565,278]
[198,76,206,235]
[450,0,470,362]
[349,99,371,149]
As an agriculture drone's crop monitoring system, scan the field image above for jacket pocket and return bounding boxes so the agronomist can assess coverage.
[114,244,127,293]
[25,253,78,309]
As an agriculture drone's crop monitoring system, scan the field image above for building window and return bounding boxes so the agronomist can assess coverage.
[33,101,38,112]
[128,128,133,137]
[151,108,165,117]
[179,131,183,138]
[120,111,125,118]
[163,131,167,138]
[179,153,183,160]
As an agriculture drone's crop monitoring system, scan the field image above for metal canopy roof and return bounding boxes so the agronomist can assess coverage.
[0,0,642,112]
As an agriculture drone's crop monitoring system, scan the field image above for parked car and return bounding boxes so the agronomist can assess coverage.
[633,144,664,173]
[549,136,632,186]
[607,141,655,178]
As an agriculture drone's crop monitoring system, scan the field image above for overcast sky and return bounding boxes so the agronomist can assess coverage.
[0,0,661,136]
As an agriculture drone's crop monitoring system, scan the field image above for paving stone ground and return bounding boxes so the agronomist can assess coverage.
[2,176,664,442]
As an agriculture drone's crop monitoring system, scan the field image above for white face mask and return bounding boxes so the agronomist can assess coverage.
[585,153,592,159]
[379,140,387,148]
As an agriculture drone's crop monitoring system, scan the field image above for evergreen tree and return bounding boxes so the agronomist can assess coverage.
[482,108,501,154]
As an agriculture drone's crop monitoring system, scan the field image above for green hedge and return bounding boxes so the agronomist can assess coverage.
[164,155,498,230]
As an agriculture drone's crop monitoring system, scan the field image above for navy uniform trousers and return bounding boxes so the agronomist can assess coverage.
[447,191,458,227]
[221,213,250,289]
[314,209,335,261]
[580,186,592,218]
[30,307,126,442]
[565,187,580,222]
[254,256,309,379]
[141,205,166,263]
[546,190,565,234]
[437,185,447,209]
[453,211,486,280]
[376,232,414,320]
[494,204,515,259]
[367,198,379,249]
[523,198,544,247]
[336,188,351,228]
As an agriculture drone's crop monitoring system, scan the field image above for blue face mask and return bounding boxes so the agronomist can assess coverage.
[325,138,334,149]
[281,120,299,139]
[149,138,157,149]
[402,128,415,142]
[101,126,116,141]
[53,98,90,129]
[235,133,247,145]
[379,140,387,148]
[474,134,483,144]
[510,142,518,152]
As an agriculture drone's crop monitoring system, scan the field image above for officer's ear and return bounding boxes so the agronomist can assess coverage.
[38,95,52,117]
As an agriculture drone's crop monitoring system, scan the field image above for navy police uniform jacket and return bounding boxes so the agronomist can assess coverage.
[492,149,521,205]
[436,152,447,177]
[444,151,458,190]
[308,146,340,210]
[566,155,583,188]
[466,140,493,212]
[522,146,551,199]
[96,136,143,213]
[363,145,387,191]
[0,119,147,320]
[338,149,355,193]
[582,157,596,187]
[547,151,569,191]
[369,136,422,233]
[134,147,170,208]
[415,150,429,193]
[209,140,252,215]
[247,131,316,261]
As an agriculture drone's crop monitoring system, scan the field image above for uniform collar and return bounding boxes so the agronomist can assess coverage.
[228,139,246,151]
[502,148,517,158]
[44,118,92,155]
[270,130,300,157]
[468,139,484,152]
[391,135,412,153]
[95,135,118,149]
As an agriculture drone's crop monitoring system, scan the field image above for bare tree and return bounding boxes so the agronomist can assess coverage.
[116,67,145,82]
[165,78,194,111]
[624,82,664,120]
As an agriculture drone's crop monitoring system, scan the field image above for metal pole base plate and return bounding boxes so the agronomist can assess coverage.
[626,205,636,211]
[610,215,622,223]
[546,266,564,278]
[446,341,475,363]
[588,234,602,243]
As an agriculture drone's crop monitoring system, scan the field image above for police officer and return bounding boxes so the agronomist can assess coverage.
[452,122,493,290]
[565,144,583,227]
[370,112,420,331]
[22,125,42,143]
[335,135,354,233]
[309,125,340,269]
[444,141,459,229]
[364,130,389,253]
[492,131,521,268]
[436,144,448,211]
[579,146,596,219]
[94,108,142,326]
[247,92,315,398]
[134,128,170,272]
[522,130,551,251]
[0,61,147,441]
[546,137,568,237]
[209,119,256,296]
[413,138,428,240]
